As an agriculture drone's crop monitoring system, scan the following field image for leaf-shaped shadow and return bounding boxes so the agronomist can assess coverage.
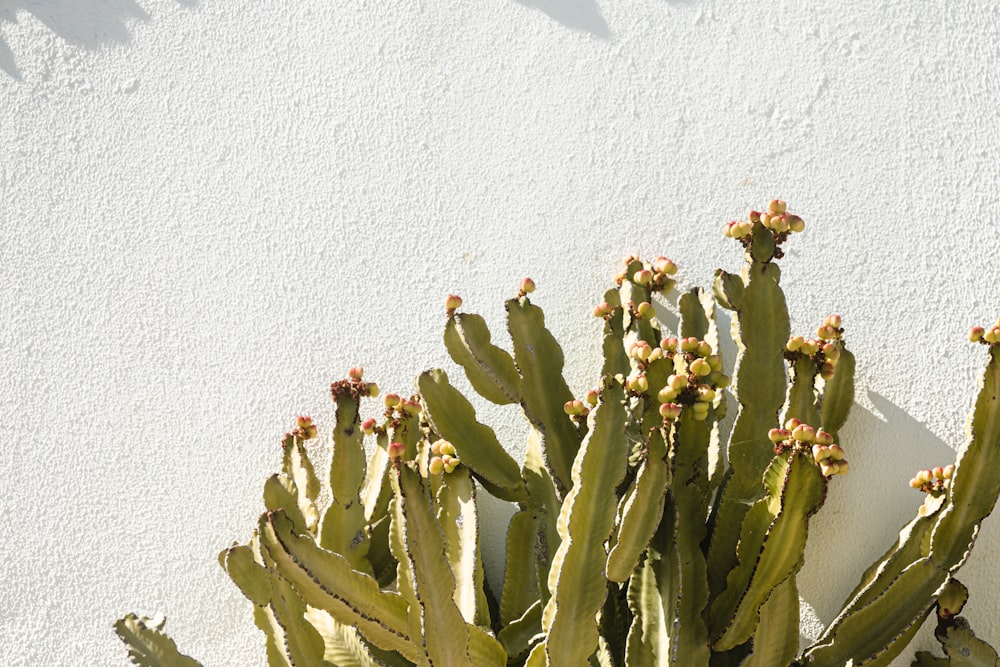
[0,0,195,80]
[512,0,610,39]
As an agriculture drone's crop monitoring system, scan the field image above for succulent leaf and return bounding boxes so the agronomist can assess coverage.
[114,614,203,667]
[444,313,522,405]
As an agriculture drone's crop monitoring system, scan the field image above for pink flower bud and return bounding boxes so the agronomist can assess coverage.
[786,336,804,352]
[943,464,955,480]
[384,393,401,408]
[788,216,805,233]
[909,476,923,489]
[748,210,762,223]
[697,385,716,402]
[820,362,836,380]
[387,441,407,460]
[784,417,802,431]
[768,428,788,443]
[970,326,985,342]
[296,416,312,429]
[659,402,682,420]
[681,337,700,353]
[828,444,845,461]
[658,386,678,403]
[792,424,815,443]
[669,374,688,391]
[348,367,364,380]
[520,277,536,294]
[361,418,377,435]
[585,389,599,407]
[768,199,787,215]
[661,337,679,352]
[445,294,463,312]
[816,430,834,445]
[812,444,828,461]
[932,466,945,480]
[634,269,654,286]
[654,257,678,275]
[593,302,612,318]
[690,358,712,377]
[825,314,842,329]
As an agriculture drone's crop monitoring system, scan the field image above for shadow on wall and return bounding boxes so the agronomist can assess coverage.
[512,0,610,40]
[0,0,196,80]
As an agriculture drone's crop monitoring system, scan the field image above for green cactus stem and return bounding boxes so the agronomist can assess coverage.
[444,312,522,405]
[114,614,202,667]
[417,368,528,502]
[500,510,542,626]
[535,381,628,666]
[507,296,584,497]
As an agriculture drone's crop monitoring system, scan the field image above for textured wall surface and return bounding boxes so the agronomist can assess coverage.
[3,1,1000,665]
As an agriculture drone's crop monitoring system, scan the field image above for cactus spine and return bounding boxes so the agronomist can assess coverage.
[118,203,1000,667]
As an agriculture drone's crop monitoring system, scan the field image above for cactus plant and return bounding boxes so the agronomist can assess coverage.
[118,201,1000,666]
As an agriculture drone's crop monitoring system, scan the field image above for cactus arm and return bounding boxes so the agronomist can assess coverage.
[498,601,543,663]
[786,356,820,427]
[281,434,321,534]
[819,345,855,440]
[803,558,942,666]
[392,463,475,666]
[318,390,371,571]
[266,572,334,666]
[601,289,629,378]
[707,259,790,598]
[506,297,582,496]
[930,346,1000,567]
[737,576,799,667]
[434,465,491,627]
[624,513,674,666]
[444,312,522,405]
[468,627,508,667]
[536,382,628,666]
[258,510,419,662]
[263,474,310,535]
[606,428,669,582]
[304,608,390,667]
[934,617,1000,666]
[219,543,272,607]
[114,614,203,667]
[417,368,528,502]
[523,426,563,605]
[362,433,393,522]
[711,452,826,651]
[501,510,542,626]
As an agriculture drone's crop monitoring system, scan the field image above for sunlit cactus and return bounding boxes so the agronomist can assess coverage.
[118,201,1000,667]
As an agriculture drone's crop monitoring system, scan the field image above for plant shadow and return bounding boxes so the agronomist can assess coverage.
[0,0,196,80]
[511,0,610,40]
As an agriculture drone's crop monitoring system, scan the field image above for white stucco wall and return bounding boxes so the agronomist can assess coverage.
[3,1,1000,665]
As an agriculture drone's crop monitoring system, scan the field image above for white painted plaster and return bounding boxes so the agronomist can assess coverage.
[2,1,1000,665]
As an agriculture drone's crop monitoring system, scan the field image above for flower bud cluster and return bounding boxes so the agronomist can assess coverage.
[289,415,318,441]
[723,200,805,258]
[563,390,600,422]
[649,337,730,422]
[428,439,461,474]
[331,368,380,403]
[613,255,679,294]
[909,465,954,495]
[769,419,848,476]
[969,318,1000,345]
[785,316,845,380]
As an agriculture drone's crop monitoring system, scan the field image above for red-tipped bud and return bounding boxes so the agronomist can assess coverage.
[628,374,649,393]
[660,402,682,420]
[657,386,678,403]
[444,458,460,474]
[654,257,679,275]
[348,366,364,380]
[723,221,734,238]
[296,415,312,429]
[361,418,377,435]
[823,343,841,363]
[384,393,401,408]
[943,464,955,480]
[837,461,849,475]
[817,325,838,341]
[828,444,845,461]
[816,430,834,445]
[593,302,612,318]
[630,341,653,362]
[634,269,654,286]
[932,466,945,479]
[819,462,837,477]
[661,337,679,352]
[918,469,933,484]
[784,417,802,431]
[768,428,788,443]
[985,327,1000,344]
[520,277,536,294]
[585,389,599,407]
[970,326,985,342]
[786,335,804,352]
[680,337,700,353]
[401,400,422,416]
[669,374,689,391]
[909,476,923,489]
[445,294,463,312]
[792,424,816,443]
[748,210,762,223]
[768,199,787,215]
[824,314,842,329]
[788,216,805,233]
[387,441,407,460]
[812,444,828,461]
[820,362,836,380]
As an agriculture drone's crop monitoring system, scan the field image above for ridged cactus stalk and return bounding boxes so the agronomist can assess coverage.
[118,201,1000,667]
